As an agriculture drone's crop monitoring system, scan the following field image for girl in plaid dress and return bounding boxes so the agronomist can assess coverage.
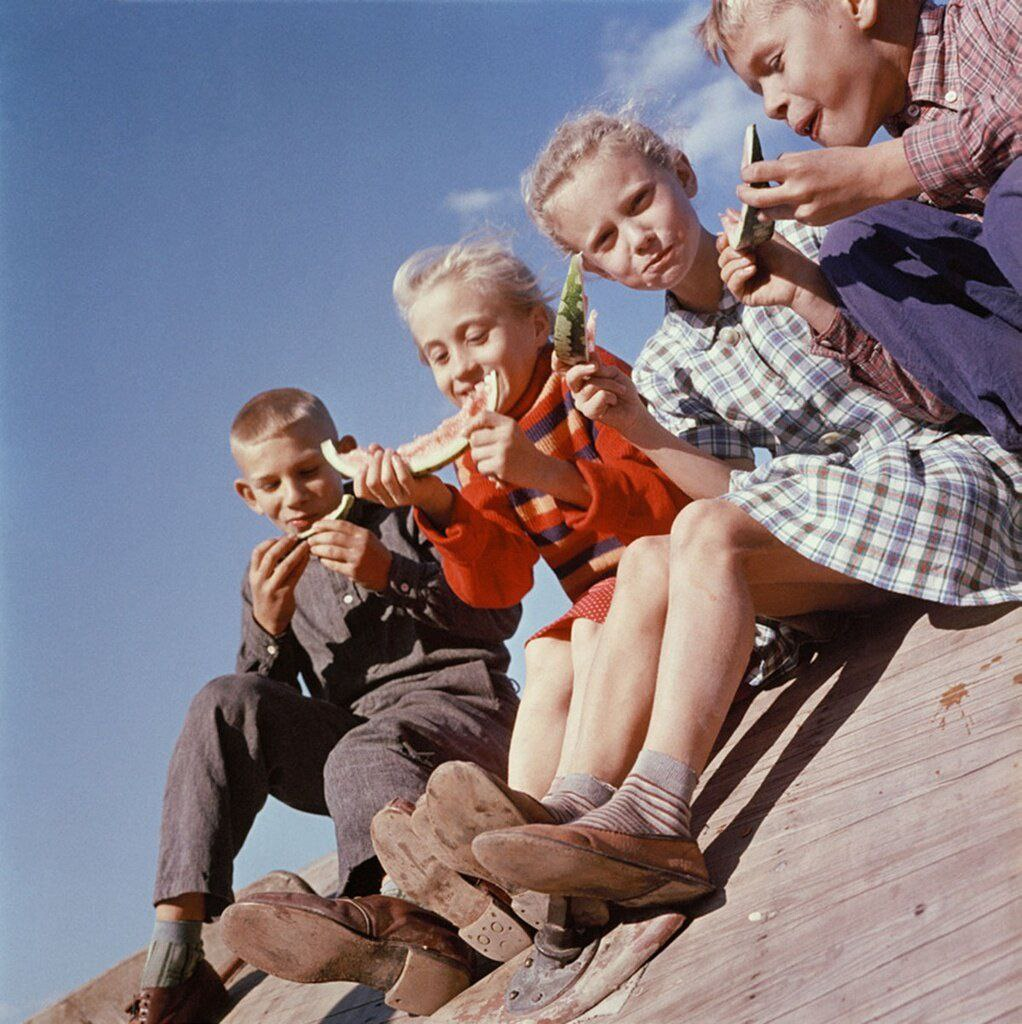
[461,112,1022,908]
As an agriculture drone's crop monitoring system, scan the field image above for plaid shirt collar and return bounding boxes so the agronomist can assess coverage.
[664,286,742,351]
[883,0,961,135]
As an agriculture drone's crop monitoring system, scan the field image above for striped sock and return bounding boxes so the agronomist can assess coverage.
[139,919,203,989]
[575,750,698,838]
[540,773,616,824]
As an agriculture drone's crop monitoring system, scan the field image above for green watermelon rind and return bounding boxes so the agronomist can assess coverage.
[320,371,500,479]
[728,124,775,251]
[296,492,355,539]
[553,253,588,365]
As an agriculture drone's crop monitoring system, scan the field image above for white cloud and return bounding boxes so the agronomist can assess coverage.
[444,187,516,218]
[598,3,774,185]
[601,9,704,99]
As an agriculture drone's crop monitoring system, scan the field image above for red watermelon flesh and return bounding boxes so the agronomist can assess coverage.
[322,371,499,478]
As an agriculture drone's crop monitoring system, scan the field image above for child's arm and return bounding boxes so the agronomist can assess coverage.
[716,224,957,423]
[464,410,590,508]
[356,448,540,608]
[735,138,920,226]
[564,363,748,499]
[236,536,311,687]
[305,508,522,641]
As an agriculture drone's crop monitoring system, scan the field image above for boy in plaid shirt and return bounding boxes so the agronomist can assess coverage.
[702,0,1022,451]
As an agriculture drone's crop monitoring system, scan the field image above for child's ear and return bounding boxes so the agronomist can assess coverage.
[234,478,261,514]
[842,0,878,31]
[531,304,551,346]
[674,154,698,199]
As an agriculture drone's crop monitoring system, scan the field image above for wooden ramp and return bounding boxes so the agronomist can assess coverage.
[29,601,1022,1024]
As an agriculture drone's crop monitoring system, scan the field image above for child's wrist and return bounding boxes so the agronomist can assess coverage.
[413,477,455,529]
[868,138,921,204]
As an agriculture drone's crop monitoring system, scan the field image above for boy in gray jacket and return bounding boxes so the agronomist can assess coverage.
[130,387,519,1024]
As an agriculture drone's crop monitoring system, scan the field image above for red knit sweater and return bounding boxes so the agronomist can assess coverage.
[415,345,689,609]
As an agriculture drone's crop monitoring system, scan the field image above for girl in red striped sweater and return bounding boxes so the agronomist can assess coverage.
[354,238,689,801]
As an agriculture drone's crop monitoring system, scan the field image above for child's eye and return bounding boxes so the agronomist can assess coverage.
[466,330,489,345]
[629,188,650,212]
[429,350,449,366]
[593,229,613,251]
[261,481,279,492]
[300,467,318,477]
[769,52,783,71]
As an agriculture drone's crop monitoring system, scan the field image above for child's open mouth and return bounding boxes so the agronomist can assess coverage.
[796,110,821,141]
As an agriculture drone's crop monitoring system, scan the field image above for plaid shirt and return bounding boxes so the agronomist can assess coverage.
[633,220,1022,614]
[883,0,1022,210]
[634,224,946,462]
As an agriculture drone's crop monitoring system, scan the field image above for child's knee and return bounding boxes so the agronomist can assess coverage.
[618,534,670,581]
[522,639,574,710]
[185,673,263,725]
[670,499,741,565]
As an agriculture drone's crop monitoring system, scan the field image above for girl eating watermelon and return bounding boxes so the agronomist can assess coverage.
[350,237,701,846]
[447,111,1022,907]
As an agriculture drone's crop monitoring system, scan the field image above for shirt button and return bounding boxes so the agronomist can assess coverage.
[343,594,354,605]
[399,582,410,593]
[718,327,740,345]
[820,431,843,446]
[266,643,278,655]
[906,104,921,118]
[943,90,958,103]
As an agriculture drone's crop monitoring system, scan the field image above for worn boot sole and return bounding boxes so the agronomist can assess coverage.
[472,830,714,908]
[424,761,552,884]
[372,802,532,962]
[221,900,470,1016]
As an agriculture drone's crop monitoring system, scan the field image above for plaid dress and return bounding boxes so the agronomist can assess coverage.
[633,223,1022,607]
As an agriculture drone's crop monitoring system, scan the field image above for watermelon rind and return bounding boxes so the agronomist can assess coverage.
[296,492,355,539]
[320,370,500,479]
[553,253,589,365]
[727,124,775,251]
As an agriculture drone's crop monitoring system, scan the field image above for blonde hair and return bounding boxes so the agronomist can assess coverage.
[230,388,336,453]
[522,110,687,251]
[392,237,554,329]
[697,0,818,65]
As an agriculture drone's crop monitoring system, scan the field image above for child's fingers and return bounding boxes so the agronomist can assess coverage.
[270,537,309,580]
[257,535,298,577]
[740,158,785,185]
[376,450,410,506]
[250,538,278,573]
[736,181,794,214]
[390,452,417,491]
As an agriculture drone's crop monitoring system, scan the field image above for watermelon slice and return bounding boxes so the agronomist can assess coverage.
[321,371,500,478]
[296,493,355,540]
[553,253,594,366]
[727,124,775,251]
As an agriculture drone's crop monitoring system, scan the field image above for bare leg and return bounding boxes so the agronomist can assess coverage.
[156,894,206,922]
[642,499,880,773]
[564,537,672,786]
[506,637,573,798]
[553,620,601,777]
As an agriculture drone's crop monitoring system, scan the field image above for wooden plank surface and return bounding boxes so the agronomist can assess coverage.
[29,601,1022,1024]
[608,601,1022,1024]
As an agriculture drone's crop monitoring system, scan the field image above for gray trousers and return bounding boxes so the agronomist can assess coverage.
[152,665,518,916]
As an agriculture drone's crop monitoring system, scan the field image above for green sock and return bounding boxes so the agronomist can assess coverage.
[139,919,203,989]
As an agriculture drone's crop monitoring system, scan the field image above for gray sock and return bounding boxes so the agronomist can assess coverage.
[139,919,203,989]
[540,772,616,824]
[577,749,698,838]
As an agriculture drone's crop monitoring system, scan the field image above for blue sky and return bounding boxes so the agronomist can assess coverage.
[0,2,808,1017]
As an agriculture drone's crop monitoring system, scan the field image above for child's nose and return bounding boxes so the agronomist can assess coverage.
[763,80,788,122]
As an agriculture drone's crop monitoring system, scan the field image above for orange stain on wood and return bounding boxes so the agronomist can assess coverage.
[940,683,969,709]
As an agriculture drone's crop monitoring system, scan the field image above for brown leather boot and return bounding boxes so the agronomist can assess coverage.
[423,761,555,882]
[472,822,714,908]
[125,959,229,1024]
[221,892,473,1016]
[372,798,532,962]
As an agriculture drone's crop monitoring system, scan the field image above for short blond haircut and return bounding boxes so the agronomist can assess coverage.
[392,237,554,330]
[522,110,688,251]
[230,388,336,454]
[697,0,820,65]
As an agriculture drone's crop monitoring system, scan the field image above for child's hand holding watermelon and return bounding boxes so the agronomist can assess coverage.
[465,409,559,492]
[247,535,312,636]
[564,361,647,442]
[304,517,394,592]
[352,447,456,530]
